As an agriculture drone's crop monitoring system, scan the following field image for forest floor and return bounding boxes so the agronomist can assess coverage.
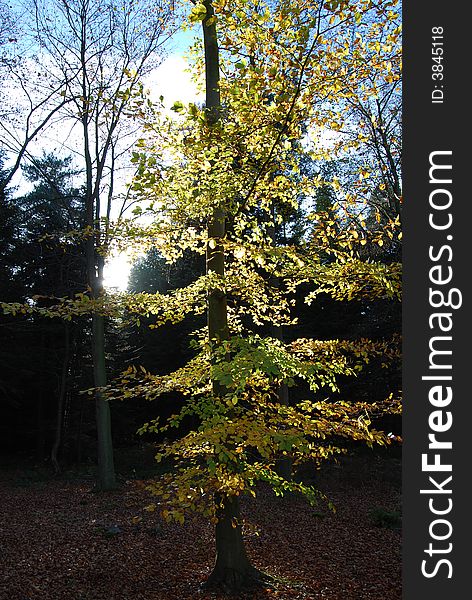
[0,450,401,600]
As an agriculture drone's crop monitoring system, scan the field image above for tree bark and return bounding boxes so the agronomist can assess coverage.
[36,332,47,462]
[93,315,116,490]
[84,167,116,490]
[205,495,264,591]
[36,392,46,462]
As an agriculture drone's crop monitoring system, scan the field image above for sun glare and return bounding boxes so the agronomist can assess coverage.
[103,253,132,292]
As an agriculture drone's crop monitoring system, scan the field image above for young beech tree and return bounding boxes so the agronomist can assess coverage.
[101,0,401,591]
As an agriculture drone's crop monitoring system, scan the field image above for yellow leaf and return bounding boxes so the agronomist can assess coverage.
[189,3,207,23]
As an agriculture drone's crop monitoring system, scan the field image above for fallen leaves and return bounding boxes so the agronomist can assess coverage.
[0,454,401,599]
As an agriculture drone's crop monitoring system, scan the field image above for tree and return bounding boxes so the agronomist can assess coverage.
[19,154,87,470]
[313,0,402,236]
[4,0,175,489]
[198,0,262,584]
[0,0,17,71]
[129,248,205,295]
[97,0,402,592]
[0,0,75,191]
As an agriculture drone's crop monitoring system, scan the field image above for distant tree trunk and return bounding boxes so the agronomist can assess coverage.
[202,0,262,590]
[51,323,70,473]
[36,332,47,462]
[93,258,116,490]
[75,390,85,464]
[269,207,292,482]
[84,126,116,490]
[36,391,46,462]
[274,382,292,481]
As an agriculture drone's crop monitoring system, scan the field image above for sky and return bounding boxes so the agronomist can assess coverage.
[103,51,201,291]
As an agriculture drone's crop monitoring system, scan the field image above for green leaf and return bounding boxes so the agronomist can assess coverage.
[189,3,207,23]
[171,100,184,113]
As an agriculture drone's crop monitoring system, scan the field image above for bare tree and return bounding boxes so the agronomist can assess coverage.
[3,0,174,489]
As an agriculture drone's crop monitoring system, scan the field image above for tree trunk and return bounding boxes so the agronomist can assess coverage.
[91,256,116,491]
[75,367,85,464]
[93,318,116,489]
[85,197,116,490]
[51,323,70,473]
[82,40,116,489]
[202,1,262,591]
[36,391,46,462]
[36,332,47,462]
[205,495,264,591]
[269,206,292,481]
